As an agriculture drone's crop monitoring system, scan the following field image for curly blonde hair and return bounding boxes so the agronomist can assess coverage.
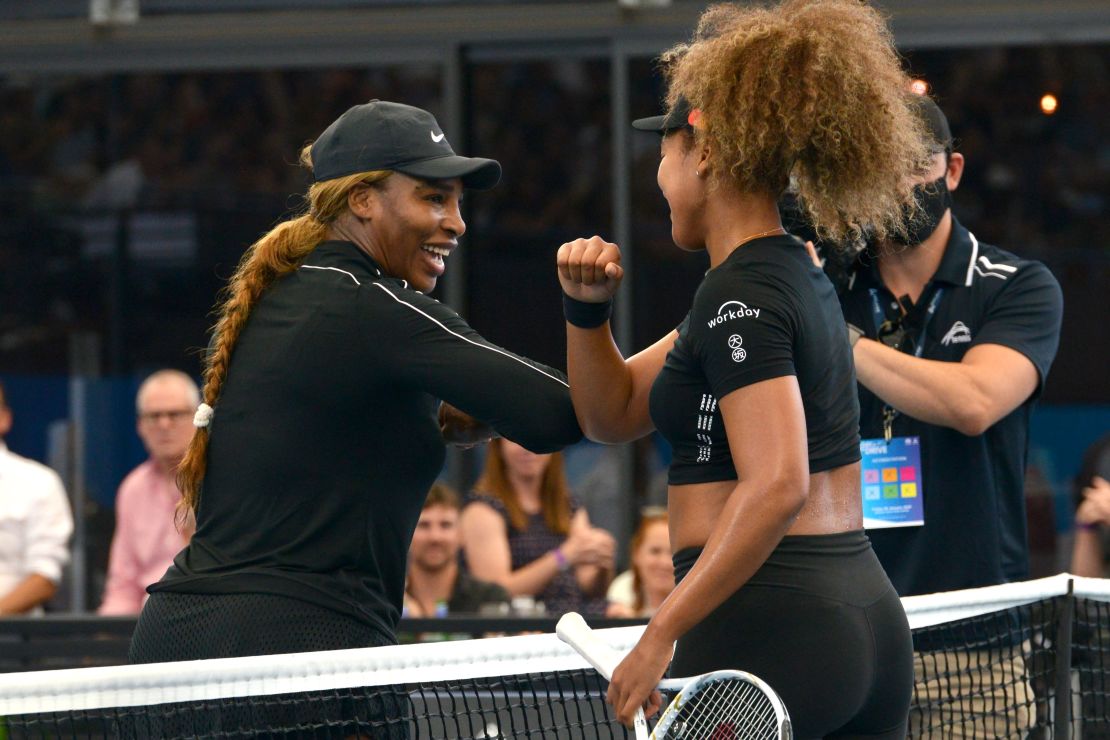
[665,0,931,247]
[176,146,392,519]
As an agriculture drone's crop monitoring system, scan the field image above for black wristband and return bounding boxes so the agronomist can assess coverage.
[563,293,612,329]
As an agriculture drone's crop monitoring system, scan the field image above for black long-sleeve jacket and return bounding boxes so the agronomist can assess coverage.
[149,241,581,635]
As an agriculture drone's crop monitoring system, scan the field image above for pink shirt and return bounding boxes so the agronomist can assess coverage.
[98,459,189,615]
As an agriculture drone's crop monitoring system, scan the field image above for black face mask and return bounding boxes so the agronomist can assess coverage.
[894,175,951,246]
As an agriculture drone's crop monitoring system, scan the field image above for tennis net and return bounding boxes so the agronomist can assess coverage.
[1,574,1107,739]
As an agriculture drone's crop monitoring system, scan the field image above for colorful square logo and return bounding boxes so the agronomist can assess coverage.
[882,468,898,483]
[864,469,879,484]
[883,484,899,498]
[865,486,880,500]
[901,483,917,498]
[900,466,916,481]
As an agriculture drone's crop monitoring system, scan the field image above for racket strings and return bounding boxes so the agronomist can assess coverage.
[663,678,780,740]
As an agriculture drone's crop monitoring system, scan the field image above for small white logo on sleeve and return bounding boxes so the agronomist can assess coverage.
[431,131,446,143]
[941,320,972,346]
[728,334,746,362]
[707,301,761,329]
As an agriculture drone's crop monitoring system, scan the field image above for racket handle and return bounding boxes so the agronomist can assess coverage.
[557,612,651,740]
[634,707,649,740]
[556,612,624,679]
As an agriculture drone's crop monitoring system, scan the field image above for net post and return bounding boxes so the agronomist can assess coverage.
[1053,577,1075,738]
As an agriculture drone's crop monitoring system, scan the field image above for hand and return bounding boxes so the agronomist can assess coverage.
[438,402,496,448]
[607,630,671,727]
[1076,476,1110,528]
[561,526,615,568]
[582,527,617,569]
[557,236,624,304]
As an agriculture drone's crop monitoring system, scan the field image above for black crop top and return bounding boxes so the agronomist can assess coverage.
[648,235,861,485]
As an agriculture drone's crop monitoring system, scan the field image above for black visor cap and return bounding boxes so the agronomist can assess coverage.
[631,96,693,134]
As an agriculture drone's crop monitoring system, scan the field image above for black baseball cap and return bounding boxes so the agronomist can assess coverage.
[310,100,501,189]
[632,96,694,134]
[910,95,953,154]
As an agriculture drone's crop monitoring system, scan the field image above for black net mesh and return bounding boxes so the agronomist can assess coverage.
[3,670,628,739]
[3,591,1109,739]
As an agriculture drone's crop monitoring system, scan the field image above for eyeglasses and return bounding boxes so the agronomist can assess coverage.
[138,409,193,425]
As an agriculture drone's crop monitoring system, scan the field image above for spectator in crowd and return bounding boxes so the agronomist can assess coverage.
[0,379,74,615]
[98,370,199,615]
[1071,432,1110,578]
[832,95,1063,737]
[1070,432,1110,740]
[461,439,615,617]
[402,482,509,618]
[606,510,673,619]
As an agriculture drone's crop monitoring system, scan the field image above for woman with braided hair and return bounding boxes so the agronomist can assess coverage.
[556,1,932,736]
[129,100,581,664]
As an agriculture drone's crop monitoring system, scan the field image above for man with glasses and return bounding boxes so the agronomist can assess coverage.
[99,370,199,614]
[0,380,73,616]
[835,96,1063,736]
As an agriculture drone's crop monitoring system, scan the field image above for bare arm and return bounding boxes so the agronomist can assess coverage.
[557,235,676,443]
[606,376,810,723]
[853,341,1039,436]
[460,502,565,598]
[567,326,676,443]
[0,574,58,615]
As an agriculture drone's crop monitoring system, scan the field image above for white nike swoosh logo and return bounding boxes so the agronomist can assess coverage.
[430,131,445,143]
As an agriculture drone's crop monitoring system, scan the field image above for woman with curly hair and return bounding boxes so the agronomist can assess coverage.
[556,1,930,736]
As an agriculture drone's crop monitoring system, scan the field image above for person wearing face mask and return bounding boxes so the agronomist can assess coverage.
[129,101,582,677]
[835,95,1063,737]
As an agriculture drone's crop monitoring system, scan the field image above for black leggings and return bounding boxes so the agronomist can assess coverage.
[671,530,912,740]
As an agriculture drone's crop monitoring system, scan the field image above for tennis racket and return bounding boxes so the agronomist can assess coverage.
[556,612,792,740]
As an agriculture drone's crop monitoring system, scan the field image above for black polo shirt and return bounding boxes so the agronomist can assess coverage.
[841,217,1063,596]
[150,241,581,636]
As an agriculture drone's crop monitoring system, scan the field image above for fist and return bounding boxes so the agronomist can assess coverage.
[556,236,624,304]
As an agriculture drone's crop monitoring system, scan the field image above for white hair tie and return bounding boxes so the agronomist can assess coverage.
[193,403,214,428]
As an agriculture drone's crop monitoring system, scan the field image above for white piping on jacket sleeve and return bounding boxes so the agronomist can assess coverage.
[371,282,570,389]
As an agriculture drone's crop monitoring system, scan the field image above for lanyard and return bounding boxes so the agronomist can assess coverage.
[868,286,945,441]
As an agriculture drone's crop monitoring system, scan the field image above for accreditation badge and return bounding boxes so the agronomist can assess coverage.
[860,436,924,529]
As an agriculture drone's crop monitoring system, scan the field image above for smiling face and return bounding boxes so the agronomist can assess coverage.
[358,174,466,293]
[409,504,461,573]
[633,520,675,598]
[656,130,708,251]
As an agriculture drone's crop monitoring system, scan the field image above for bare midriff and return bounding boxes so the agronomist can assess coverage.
[668,462,862,551]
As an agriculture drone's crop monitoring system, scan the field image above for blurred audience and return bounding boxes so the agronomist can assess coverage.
[605,510,673,619]
[0,379,73,616]
[403,482,509,618]
[98,370,198,615]
[1071,433,1110,578]
[461,439,615,617]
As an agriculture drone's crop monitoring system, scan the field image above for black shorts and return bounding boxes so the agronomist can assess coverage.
[671,530,912,740]
[128,592,409,739]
